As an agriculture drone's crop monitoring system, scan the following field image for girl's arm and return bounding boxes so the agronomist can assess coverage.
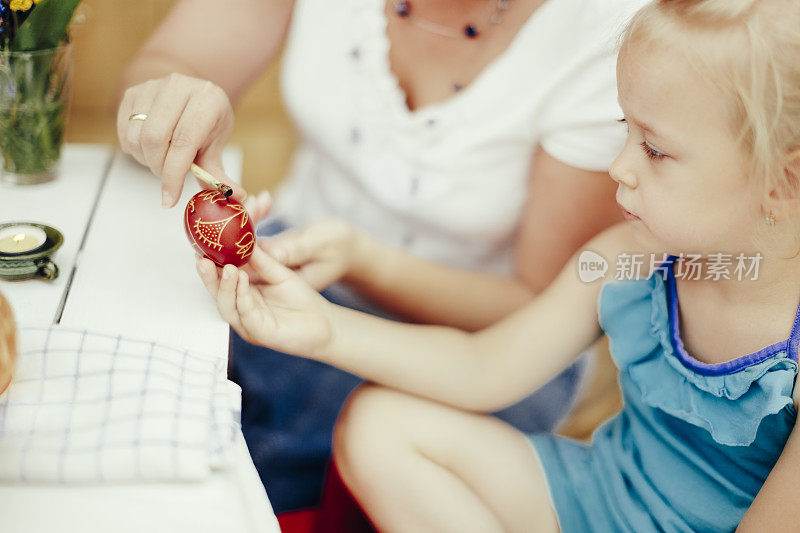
[200,223,634,411]
[264,147,622,331]
[736,392,800,532]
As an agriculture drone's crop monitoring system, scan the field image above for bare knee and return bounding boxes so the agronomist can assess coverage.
[333,384,408,488]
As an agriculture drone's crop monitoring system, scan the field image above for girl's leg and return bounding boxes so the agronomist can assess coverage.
[333,385,560,533]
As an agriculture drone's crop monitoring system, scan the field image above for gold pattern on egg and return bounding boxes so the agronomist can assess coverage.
[197,190,229,205]
[191,201,250,252]
[235,232,255,260]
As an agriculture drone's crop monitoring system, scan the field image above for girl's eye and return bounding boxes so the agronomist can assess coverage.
[640,141,666,161]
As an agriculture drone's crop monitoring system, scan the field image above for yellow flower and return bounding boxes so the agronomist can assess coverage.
[9,0,33,11]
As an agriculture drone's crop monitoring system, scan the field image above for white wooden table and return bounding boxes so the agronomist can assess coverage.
[0,144,281,533]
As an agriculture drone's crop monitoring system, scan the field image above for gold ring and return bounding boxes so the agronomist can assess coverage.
[128,113,148,122]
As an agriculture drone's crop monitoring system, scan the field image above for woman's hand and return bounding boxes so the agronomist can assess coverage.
[243,190,273,229]
[116,73,244,207]
[196,246,335,358]
[259,219,368,291]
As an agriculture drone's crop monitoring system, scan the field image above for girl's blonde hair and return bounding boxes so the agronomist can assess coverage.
[621,0,800,200]
[0,292,16,384]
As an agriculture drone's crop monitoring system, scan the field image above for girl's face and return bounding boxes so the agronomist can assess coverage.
[611,41,763,257]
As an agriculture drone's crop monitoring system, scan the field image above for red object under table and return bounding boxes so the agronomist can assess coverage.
[277,461,376,533]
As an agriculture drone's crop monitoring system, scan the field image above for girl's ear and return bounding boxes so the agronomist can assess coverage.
[0,292,16,395]
[784,148,800,193]
[765,148,800,221]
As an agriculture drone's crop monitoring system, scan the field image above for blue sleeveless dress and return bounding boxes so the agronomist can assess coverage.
[530,259,800,532]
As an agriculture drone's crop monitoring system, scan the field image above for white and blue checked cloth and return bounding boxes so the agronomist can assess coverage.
[0,326,241,483]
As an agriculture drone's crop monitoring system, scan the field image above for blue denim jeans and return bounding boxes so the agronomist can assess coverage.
[230,220,585,513]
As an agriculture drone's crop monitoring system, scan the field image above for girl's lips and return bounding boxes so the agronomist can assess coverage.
[619,205,640,221]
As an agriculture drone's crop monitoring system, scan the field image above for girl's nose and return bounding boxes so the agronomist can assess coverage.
[609,152,637,189]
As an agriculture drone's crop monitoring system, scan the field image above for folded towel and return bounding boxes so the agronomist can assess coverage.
[0,326,241,483]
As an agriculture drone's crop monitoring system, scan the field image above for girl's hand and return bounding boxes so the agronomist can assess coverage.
[196,246,334,358]
[259,219,366,291]
[116,73,245,207]
[227,191,273,282]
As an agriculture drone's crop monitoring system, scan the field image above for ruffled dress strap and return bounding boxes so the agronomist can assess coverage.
[598,258,799,446]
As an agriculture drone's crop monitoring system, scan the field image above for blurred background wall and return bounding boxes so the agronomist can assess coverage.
[64,0,296,193]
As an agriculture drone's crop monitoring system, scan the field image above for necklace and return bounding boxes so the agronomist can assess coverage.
[392,0,512,40]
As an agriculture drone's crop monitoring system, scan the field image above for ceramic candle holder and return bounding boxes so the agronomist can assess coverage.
[0,222,63,281]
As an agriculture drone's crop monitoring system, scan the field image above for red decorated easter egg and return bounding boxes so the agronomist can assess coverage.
[184,189,256,267]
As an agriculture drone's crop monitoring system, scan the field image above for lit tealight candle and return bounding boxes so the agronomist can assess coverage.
[0,225,47,254]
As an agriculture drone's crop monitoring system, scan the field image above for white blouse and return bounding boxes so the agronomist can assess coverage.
[271,0,647,275]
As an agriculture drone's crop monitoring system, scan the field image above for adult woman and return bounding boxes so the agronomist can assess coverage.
[116,0,643,511]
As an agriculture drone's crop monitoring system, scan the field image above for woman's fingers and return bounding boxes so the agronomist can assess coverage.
[120,80,161,166]
[256,190,273,219]
[244,190,273,224]
[193,150,247,203]
[160,85,230,207]
[116,74,235,208]
[116,86,135,153]
[139,74,193,183]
